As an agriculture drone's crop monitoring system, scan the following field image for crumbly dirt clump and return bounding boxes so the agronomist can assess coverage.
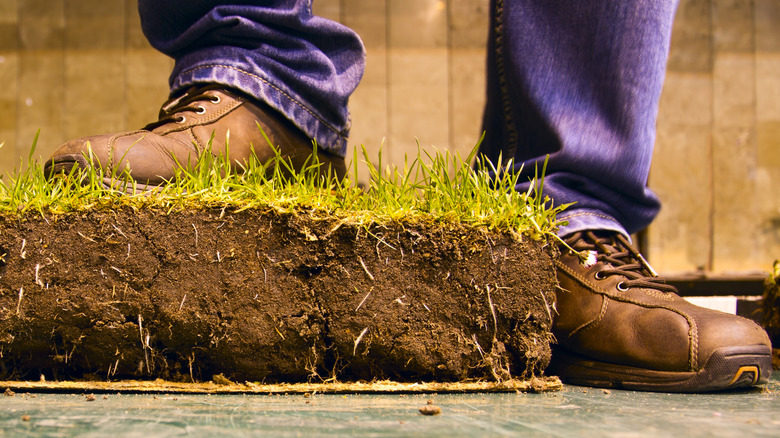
[0,207,557,383]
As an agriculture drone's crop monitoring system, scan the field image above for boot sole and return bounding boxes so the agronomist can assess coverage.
[548,344,772,393]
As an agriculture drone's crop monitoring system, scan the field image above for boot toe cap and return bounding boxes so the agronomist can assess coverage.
[45,131,193,188]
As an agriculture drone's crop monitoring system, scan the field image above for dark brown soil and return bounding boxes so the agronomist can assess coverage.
[0,207,557,383]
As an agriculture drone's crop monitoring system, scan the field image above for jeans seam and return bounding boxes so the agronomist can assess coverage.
[494,0,518,161]
[559,211,617,222]
[178,63,347,144]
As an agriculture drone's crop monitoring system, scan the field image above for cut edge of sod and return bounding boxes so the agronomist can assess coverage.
[0,130,568,241]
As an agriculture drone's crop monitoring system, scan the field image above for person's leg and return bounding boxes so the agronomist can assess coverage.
[480,0,772,392]
[46,1,365,188]
[481,0,669,236]
[139,0,365,155]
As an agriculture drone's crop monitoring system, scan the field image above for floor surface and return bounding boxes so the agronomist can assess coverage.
[1,372,778,437]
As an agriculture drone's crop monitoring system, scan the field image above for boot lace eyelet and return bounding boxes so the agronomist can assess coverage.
[594,271,606,280]
[209,95,221,104]
[195,105,207,115]
[175,116,186,124]
[616,282,629,292]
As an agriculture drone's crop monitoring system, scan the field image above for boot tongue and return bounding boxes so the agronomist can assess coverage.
[564,231,631,266]
[576,231,633,269]
[567,230,675,291]
[158,86,207,118]
[580,231,622,256]
[158,84,230,118]
[594,233,636,267]
[145,85,229,131]
[158,87,196,118]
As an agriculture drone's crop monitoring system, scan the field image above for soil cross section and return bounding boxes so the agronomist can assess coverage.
[0,207,557,384]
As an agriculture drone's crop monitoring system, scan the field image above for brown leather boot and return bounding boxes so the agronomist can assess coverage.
[44,84,346,191]
[550,230,772,392]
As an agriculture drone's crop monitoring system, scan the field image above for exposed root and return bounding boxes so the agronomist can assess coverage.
[358,257,375,281]
[353,327,369,356]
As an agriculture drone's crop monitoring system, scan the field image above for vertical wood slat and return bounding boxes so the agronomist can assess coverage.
[650,0,714,274]
[448,0,488,158]
[0,0,19,171]
[63,0,126,152]
[710,0,760,273]
[339,0,388,176]
[753,0,780,270]
[386,0,449,166]
[16,0,66,165]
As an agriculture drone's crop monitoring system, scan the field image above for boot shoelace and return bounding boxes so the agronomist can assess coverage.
[564,231,678,294]
[144,85,225,131]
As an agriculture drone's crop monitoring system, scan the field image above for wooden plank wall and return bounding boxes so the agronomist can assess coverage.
[0,0,777,275]
[650,0,780,275]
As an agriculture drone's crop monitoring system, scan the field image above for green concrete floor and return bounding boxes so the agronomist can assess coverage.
[1,372,778,437]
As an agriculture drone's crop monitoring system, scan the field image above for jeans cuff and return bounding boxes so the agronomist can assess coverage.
[555,209,629,239]
[171,63,348,155]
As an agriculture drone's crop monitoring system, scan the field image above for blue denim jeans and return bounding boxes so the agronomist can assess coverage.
[139,0,678,237]
[480,0,679,236]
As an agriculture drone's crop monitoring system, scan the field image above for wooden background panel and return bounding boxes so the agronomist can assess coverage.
[385,0,450,166]
[2,0,171,167]
[448,0,489,158]
[650,0,780,275]
[0,0,777,275]
[650,75,714,274]
[649,0,715,274]
[311,0,487,173]
[710,0,760,273]
[339,0,388,170]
